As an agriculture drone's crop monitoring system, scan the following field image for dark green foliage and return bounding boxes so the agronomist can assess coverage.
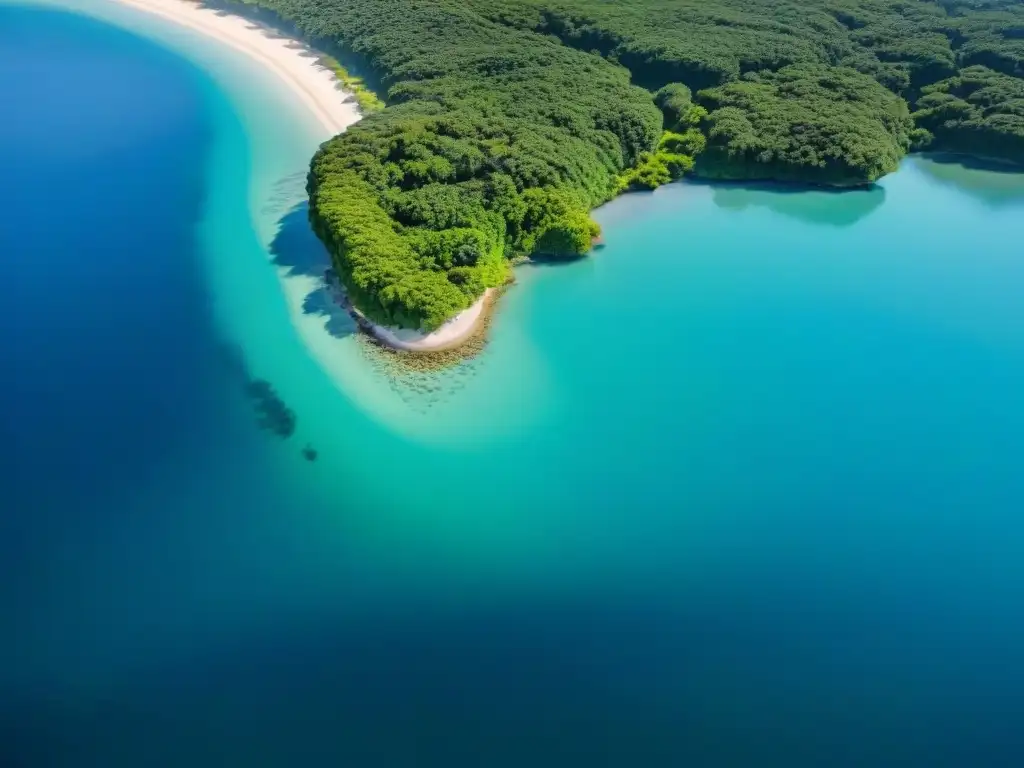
[654,83,692,128]
[953,2,1024,79]
[914,66,1024,163]
[697,66,913,185]
[231,0,1024,327]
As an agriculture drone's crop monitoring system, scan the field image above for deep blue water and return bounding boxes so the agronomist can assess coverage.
[4,4,1024,766]
[1,5,213,509]
[0,2,309,745]
[0,5,236,648]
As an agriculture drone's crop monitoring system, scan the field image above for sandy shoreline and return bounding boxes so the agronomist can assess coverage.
[110,0,360,134]
[105,0,493,353]
[337,283,496,353]
[377,290,493,352]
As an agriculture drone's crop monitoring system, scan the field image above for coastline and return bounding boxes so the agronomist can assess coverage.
[324,270,495,354]
[109,0,359,135]
[367,290,495,353]
[103,0,496,355]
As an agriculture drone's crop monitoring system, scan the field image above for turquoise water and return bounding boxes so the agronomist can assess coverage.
[4,2,1024,763]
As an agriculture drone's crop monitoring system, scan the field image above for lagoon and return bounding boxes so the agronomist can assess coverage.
[3,2,1024,764]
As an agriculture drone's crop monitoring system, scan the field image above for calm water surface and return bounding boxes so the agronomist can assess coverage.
[3,2,1024,764]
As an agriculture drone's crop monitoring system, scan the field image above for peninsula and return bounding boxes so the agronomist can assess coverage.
[130,0,1024,342]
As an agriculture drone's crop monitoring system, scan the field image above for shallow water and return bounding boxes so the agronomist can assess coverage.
[3,2,1024,764]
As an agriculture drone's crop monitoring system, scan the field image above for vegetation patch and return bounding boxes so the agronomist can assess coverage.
[320,54,385,114]
[696,66,913,186]
[229,0,1024,329]
[913,66,1024,164]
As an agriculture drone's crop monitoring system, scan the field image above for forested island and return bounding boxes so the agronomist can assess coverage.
[228,0,1024,331]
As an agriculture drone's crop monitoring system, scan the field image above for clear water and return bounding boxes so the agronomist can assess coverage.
[3,2,1024,764]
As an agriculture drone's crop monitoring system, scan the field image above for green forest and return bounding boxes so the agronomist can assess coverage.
[228,0,1024,330]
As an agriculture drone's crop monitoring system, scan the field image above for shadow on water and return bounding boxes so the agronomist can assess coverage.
[691,178,887,228]
[526,252,597,268]
[269,201,326,279]
[914,153,1024,208]
[270,201,357,341]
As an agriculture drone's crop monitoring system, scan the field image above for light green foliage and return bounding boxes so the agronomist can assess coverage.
[660,129,706,156]
[521,188,601,255]
[320,55,385,114]
[617,153,672,191]
[616,131,700,191]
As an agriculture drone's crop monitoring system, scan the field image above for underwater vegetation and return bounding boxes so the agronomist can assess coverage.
[245,379,296,439]
[219,342,317,459]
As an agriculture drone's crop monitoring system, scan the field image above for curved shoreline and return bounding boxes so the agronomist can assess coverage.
[323,269,495,354]
[103,0,497,355]
[110,0,359,135]
[329,272,502,355]
[365,290,495,353]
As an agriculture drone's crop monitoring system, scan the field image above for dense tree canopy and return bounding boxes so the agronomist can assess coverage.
[223,0,1024,329]
[913,65,1024,162]
[697,65,913,185]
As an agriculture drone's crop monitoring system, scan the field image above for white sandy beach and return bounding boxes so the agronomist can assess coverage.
[112,0,359,134]
[368,289,494,352]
